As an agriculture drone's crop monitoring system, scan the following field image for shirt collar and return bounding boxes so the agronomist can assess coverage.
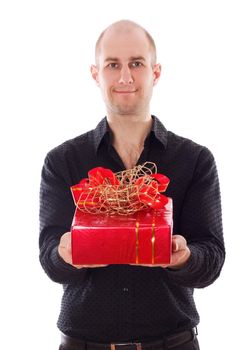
[150,115,168,148]
[93,117,110,153]
[93,115,168,153]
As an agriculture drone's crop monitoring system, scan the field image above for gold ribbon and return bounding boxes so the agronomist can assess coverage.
[151,222,155,264]
[135,219,156,264]
[135,222,139,264]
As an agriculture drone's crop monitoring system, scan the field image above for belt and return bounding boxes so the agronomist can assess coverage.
[61,328,197,350]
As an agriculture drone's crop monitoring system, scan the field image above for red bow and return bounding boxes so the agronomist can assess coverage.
[71,165,170,215]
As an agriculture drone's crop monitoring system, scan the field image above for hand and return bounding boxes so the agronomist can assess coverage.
[58,232,108,269]
[168,234,191,269]
[130,234,191,269]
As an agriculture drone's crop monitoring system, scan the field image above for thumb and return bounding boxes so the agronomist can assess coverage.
[172,238,179,252]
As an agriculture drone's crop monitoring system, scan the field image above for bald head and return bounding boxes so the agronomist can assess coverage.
[95,20,157,66]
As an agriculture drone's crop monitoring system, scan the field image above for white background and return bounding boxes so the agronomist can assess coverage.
[0,1,243,349]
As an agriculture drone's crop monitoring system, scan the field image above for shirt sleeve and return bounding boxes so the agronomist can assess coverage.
[39,152,88,284]
[166,147,225,288]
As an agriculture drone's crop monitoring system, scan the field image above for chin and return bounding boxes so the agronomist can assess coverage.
[113,104,139,114]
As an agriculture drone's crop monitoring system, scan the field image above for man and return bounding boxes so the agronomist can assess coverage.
[39,20,225,350]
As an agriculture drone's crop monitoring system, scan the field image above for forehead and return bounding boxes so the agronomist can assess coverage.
[98,27,152,63]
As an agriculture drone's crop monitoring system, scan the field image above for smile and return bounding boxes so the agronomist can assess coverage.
[113,90,137,93]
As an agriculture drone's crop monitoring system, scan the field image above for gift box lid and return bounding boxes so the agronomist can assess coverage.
[72,198,172,229]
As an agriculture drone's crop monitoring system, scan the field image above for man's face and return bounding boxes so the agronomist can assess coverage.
[91,28,161,117]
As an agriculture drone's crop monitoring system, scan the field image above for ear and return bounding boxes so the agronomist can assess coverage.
[90,65,100,86]
[153,63,162,86]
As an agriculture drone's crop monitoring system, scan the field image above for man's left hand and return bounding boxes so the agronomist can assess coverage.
[168,234,191,269]
[131,234,191,269]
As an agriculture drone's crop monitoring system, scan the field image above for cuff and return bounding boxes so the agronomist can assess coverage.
[50,245,81,273]
[165,244,202,285]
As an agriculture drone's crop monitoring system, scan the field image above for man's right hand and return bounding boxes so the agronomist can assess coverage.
[58,232,108,269]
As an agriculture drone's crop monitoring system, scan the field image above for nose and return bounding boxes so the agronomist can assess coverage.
[118,66,133,84]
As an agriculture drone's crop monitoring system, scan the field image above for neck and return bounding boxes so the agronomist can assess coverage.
[107,113,152,146]
[106,113,153,169]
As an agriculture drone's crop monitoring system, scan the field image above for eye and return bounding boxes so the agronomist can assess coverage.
[108,62,119,69]
[131,61,143,68]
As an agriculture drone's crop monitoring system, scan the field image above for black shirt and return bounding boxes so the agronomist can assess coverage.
[39,116,225,342]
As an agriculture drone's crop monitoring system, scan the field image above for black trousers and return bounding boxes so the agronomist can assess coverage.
[59,336,200,350]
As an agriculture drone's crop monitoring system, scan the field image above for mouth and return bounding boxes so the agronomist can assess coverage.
[113,89,137,94]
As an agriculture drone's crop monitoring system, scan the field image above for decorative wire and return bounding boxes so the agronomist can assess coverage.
[77,162,159,215]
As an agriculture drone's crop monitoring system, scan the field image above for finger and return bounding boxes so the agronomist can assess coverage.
[129,264,168,268]
[60,232,72,253]
[76,264,108,268]
[172,235,187,252]
[172,239,178,252]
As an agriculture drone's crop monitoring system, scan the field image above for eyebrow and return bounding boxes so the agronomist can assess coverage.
[104,56,146,63]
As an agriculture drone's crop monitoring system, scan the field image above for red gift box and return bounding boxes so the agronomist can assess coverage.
[71,198,172,265]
